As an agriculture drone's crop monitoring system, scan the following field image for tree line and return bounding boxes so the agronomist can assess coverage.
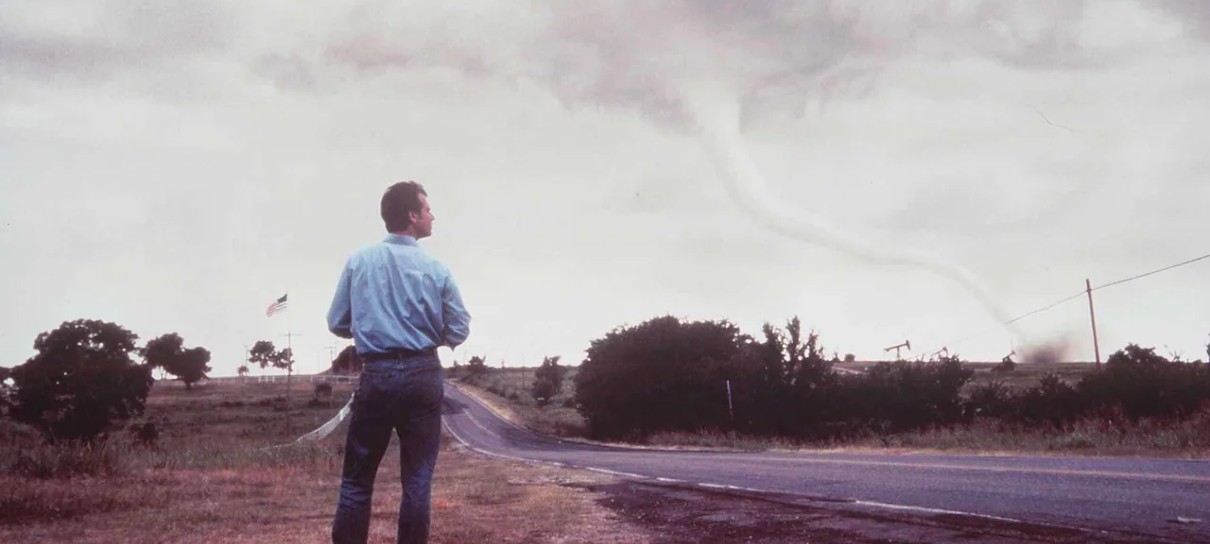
[572,315,1210,441]
[1,319,298,443]
[10,315,1206,445]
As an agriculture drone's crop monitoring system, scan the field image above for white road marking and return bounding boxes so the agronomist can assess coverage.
[852,500,1023,523]
[583,467,648,479]
[737,455,1210,484]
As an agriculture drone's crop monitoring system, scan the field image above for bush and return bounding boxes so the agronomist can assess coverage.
[833,357,973,434]
[1011,374,1084,430]
[1080,344,1208,422]
[6,441,126,479]
[8,320,153,443]
[0,367,11,417]
[965,381,1014,420]
[575,316,754,440]
[568,320,1209,444]
[531,356,567,407]
[964,343,1210,432]
[130,422,159,447]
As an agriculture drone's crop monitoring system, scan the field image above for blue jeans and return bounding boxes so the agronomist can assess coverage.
[332,356,444,544]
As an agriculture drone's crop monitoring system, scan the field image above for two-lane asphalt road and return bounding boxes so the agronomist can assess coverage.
[442,384,1210,542]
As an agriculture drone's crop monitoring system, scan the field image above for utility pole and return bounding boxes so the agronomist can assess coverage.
[282,331,302,431]
[1085,279,1102,369]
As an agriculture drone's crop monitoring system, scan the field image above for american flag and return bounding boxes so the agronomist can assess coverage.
[265,294,288,317]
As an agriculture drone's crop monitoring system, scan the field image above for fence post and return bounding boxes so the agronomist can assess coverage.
[725,380,734,425]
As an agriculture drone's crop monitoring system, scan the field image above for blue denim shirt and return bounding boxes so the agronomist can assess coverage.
[327,234,470,354]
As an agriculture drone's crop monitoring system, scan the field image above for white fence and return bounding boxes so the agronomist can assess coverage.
[204,374,359,385]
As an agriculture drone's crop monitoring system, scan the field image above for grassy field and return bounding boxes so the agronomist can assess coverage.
[456,363,1210,457]
[0,379,649,543]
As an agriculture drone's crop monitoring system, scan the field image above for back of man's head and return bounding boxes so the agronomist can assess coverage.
[381,181,427,233]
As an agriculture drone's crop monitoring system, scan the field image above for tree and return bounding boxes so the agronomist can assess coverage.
[1081,343,1207,421]
[330,345,362,375]
[531,356,567,406]
[466,355,489,375]
[249,340,293,372]
[249,340,296,423]
[142,333,183,373]
[744,317,838,437]
[8,319,153,442]
[143,333,212,390]
[836,355,973,434]
[166,347,211,390]
[0,366,11,416]
[574,316,754,440]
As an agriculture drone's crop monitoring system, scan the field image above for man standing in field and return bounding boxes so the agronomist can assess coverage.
[327,180,471,544]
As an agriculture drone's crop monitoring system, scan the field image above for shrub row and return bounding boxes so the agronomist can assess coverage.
[573,316,1210,441]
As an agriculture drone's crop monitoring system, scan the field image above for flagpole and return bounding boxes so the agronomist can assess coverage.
[266,292,294,433]
[285,327,292,432]
[284,292,294,433]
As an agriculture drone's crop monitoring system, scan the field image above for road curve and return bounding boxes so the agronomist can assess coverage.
[441,384,1210,543]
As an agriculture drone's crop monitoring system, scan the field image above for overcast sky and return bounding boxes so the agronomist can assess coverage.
[3,1,1209,376]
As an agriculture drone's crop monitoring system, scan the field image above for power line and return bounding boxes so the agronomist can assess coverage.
[1003,291,1086,326]
[1092,252,1210,291]
[933,251,1210,355]
[939,291,1085,353]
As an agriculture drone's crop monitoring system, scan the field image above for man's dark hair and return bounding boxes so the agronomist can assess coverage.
[381,181,427,232]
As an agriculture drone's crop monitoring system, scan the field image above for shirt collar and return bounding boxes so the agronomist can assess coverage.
[383,234,419,246]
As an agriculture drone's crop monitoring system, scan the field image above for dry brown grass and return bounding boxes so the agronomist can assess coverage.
[851,414,1210,457]
[0,379,651,543]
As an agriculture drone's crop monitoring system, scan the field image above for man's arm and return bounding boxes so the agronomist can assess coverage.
[327,260,354,339]
[440,272,470,348]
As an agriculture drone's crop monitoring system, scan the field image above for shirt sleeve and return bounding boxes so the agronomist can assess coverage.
[440,271,471,348]
[326,259,354,339]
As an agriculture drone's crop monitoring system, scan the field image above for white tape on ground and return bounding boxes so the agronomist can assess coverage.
[256,393,357,451]
[295,393,356,443]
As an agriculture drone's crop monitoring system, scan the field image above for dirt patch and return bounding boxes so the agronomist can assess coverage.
[575,480,1180,544]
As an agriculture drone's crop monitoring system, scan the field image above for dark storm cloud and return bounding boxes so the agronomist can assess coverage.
[1160,0,1210,41]
[310,1,1108,132]
[0,1,235,89]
